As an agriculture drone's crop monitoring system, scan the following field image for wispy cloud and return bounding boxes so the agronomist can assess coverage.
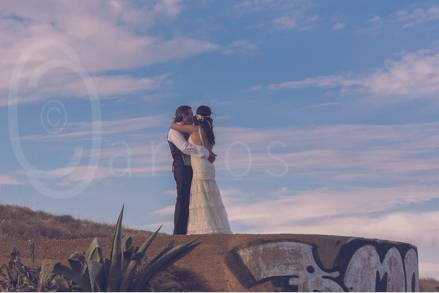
[16,114,172,185]
[251,74,359,90]
[363,48,439,98]
[0,0,218,106]
[272,15,319,31]
[332,20,346,31]
[63,74,167,98]
[225,186,438,229]
[37,164,170,185]
[3,73,169,107]
[253,46,439,100]
[232,0,319,32]
[20,115,167,142]
[222,40,259,55]
[366,4,439,31]
[0,176,20,185]
[32,118,439,187]
[394,5,439,28]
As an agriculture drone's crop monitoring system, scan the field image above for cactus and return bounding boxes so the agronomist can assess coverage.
[51,206,200,291]
[0,249,71,292]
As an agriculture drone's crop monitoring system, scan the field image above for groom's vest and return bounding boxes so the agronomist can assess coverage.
[168,133,191,168]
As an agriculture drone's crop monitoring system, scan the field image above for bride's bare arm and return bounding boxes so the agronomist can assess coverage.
[170,123,198,134]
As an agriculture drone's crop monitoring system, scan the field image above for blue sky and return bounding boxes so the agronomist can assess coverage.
[1,0,439,277]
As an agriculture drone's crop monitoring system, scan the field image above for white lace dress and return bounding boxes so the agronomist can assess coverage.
[187,132,232,235]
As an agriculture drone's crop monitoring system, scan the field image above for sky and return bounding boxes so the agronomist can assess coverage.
[1,0,439,278]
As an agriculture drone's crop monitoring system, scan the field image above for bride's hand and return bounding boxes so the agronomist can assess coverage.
[208,151,217,163]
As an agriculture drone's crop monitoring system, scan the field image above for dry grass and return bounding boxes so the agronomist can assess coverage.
[420,278,439,292]
[0,204,146,240]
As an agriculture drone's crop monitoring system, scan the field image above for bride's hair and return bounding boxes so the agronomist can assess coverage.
[194,105,215,146]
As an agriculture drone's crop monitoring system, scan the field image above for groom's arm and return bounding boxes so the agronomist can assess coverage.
[168,129,210,159]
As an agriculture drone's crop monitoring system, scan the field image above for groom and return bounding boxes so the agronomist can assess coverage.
[168,105,216,235]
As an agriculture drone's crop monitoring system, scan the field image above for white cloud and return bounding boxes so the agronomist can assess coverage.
[366,15,384,31]
[233,0,319,32]
[153,205,175,216]
[272,16,297,30]
[332,21,346,31]
[0,176,20,185]
[0,1,218,106]
[233,0,307,13]
[16,114,173,185]
[222,40,259,55]
[5,73,168,107]
[363,49,439,97]
[253,46,439,99]
[273,15,319,31]
[210,122,439,189]
[28,119,439,185]
[20,117,439,189]
[30,163,170,186]
[366,4,439,32]
[64,74,167,97]
[256,74,359,90]
[225,186,438,229]
[394,5,439,28]
[20,115,167,142]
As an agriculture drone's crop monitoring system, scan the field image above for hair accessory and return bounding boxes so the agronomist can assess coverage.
[196,114,210,121]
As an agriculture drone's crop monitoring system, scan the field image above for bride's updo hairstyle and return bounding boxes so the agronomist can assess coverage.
[194,105,215,146]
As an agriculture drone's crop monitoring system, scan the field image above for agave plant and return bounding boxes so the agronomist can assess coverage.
[0,249,70,292]
[0,249,38,291]
[52,206,199,291]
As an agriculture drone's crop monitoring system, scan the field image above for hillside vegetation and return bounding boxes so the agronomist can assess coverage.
[1,204,438,292]
[0,204,145,240]
[420,278,439,292]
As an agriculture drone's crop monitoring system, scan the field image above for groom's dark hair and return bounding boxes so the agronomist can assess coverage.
[174,105,192,123]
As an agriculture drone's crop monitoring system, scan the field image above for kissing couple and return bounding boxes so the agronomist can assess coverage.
[167,105,232,235]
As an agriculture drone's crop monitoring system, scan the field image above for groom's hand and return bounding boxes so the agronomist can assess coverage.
[208,151,217,163]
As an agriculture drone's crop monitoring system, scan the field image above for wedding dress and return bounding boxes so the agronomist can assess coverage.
[187,129,232,234]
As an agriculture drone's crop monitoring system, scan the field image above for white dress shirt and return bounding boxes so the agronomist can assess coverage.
[167,127,209,159]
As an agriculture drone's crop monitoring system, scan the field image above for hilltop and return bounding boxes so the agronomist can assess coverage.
[0,204,437,291]
[0,204,146,240]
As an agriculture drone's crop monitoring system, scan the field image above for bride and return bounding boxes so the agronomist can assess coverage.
[170,105,232,235]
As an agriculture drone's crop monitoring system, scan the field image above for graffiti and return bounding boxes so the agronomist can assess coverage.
[343,246,405,291]
[226,239,419,292]
[404,249,420,292]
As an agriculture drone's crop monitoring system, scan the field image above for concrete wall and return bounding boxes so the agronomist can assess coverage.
[225,236,419,292]
[0,233,419,292]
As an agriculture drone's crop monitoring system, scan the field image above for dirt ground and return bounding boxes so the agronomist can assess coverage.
[0,233,353,291]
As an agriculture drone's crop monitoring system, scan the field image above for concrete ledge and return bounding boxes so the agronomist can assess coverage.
[224,236,418,291]
[0,233,419,292]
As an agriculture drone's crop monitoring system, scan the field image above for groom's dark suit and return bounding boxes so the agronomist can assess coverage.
[169,136,193,235]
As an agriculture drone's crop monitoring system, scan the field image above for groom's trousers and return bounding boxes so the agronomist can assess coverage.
[172,165,193,235]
